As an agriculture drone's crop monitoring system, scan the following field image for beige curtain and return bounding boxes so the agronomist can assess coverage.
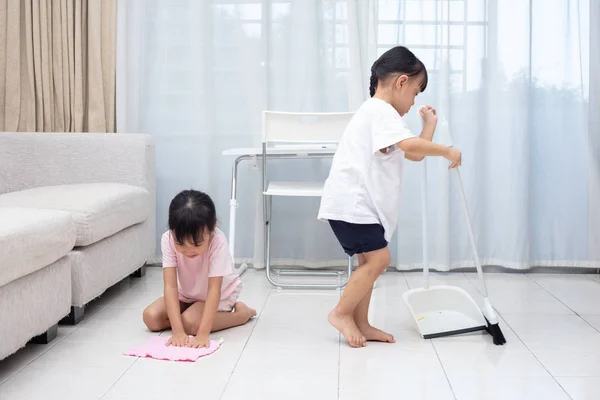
[0,0,116,132]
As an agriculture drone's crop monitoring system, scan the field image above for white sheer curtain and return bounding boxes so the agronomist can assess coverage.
[116,0,599,271]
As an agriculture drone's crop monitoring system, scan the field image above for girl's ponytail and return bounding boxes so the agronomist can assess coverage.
[369,71,378,97]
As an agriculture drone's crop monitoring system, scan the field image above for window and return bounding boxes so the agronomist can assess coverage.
[377,0,488,92]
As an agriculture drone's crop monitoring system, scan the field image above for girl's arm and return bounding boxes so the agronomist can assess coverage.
[163,267,187,346]
[405,107,436,161]
[399,137,462,168]
[190,276,223,348]
[404,125,435,161]
[419,121,436,141]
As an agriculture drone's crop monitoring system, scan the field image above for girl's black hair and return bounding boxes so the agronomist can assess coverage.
[369,46,428,97]
[168,190,217,246]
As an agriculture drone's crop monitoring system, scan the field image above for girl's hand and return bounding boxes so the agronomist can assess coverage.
[445,148,462,169]
[419,106,438,126]
[167,332,188,347]
[187,334,210,348]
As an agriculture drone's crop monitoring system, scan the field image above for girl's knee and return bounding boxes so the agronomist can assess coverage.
[181,313,199,334]
[380,252,391,271]
[143,307,162,332]
[366,248,391,273]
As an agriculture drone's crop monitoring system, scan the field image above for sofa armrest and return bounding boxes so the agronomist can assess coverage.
[0,132,155,195]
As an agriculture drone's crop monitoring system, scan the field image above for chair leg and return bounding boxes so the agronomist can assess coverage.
[262,194,352,290]
[347,255,353,280]
[265,196,277,286]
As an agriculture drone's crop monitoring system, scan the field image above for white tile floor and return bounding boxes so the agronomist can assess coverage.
[2,267,600,399]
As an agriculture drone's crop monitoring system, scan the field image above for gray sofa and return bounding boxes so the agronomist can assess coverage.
[0,132,156,360]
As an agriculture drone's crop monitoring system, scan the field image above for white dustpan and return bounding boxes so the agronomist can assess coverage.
[402,155,487,338]
[403,117,489,339]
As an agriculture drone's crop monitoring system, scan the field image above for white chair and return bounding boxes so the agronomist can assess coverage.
[262,111,355,289]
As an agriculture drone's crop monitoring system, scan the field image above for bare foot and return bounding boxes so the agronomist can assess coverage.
[328,309,366,348]
[234,302,257,321]
[358,324,395,343]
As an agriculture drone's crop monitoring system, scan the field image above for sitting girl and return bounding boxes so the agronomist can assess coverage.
[143,190,256,348]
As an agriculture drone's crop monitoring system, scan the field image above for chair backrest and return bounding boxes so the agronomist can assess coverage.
[262,111,354,143]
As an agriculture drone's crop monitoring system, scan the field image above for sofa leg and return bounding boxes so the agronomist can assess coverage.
[30,324,58,345]
[60,306,85,325]
[130,265,147,278]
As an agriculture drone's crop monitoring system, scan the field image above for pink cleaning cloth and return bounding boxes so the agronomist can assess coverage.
[124,336,223,362]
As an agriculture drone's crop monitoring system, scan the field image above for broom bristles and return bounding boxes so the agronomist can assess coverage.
[484,317,507,345]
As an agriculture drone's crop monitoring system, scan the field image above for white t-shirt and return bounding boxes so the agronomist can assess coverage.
[318,97,416,242]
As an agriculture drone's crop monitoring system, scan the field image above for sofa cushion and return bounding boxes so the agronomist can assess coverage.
[0,183,151,246]
[0,207,76,288]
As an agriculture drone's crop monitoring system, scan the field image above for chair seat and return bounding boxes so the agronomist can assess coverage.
[264,181,324,197]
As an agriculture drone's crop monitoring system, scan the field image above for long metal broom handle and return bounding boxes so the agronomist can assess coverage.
[421,157,430,289]
[454,167,489,297]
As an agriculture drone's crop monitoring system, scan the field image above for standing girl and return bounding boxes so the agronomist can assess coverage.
[318,46,462,347]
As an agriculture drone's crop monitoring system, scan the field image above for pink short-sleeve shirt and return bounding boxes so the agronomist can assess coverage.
[161,228,241,303]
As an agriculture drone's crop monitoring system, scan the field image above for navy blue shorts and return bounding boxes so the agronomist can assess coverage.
[328,220,388,256]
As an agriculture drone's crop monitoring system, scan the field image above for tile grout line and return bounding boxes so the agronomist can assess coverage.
[431,340,457,400]
[91,269,159,327]
[0,324,79,388]
[523,274,579,313]
[495,309,574,400]
[404,264,464,397]
[523,274,600,333]
[73,271,154,329]
[401,271,411,289]
[0,270,158,391]
[218,286,273,400]
[520,274,596,399]
[412,271,572,399]
[6,269,587,399]
[99,358,141,399]
[468,272,576,399]
[89,269,173,398]
[462,271,488,297]
[0,271,149,388]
